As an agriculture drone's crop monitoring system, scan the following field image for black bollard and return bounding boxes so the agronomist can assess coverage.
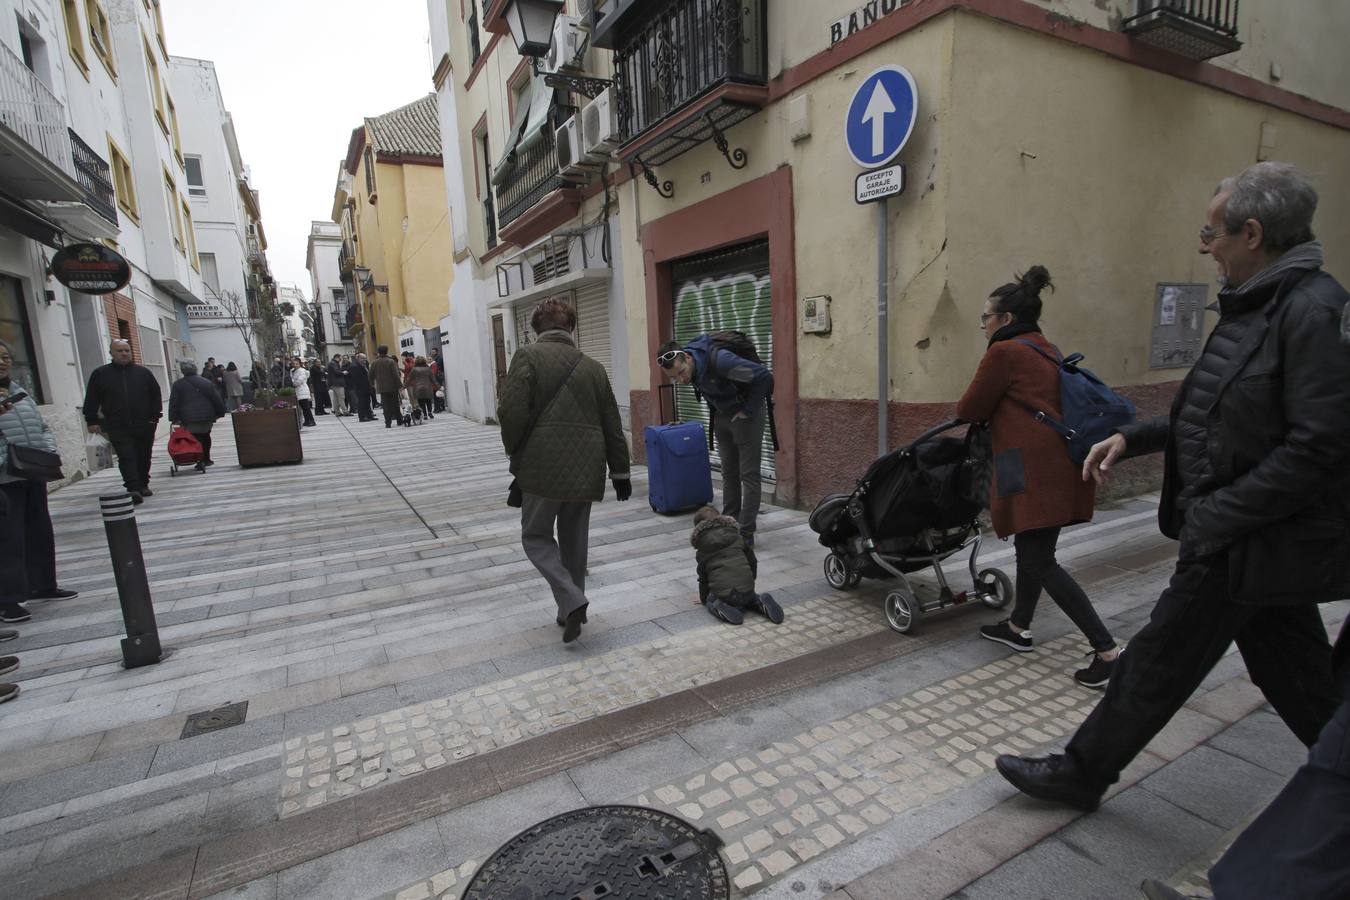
[99,493,164,668]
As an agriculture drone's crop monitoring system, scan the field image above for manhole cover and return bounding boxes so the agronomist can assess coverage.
[181,701,248,739]
[461,805,729,900]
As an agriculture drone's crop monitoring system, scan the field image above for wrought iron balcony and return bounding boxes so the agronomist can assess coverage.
[0,39,80,202]
[494,123,566,231]
[1122,0,1241,61]
[609,0,767,162]
[68,129,117,224]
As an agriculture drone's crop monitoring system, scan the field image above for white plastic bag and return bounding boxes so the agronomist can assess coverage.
[85,432,113,471]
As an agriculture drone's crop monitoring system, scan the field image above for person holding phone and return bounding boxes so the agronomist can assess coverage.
[0,338,78,625]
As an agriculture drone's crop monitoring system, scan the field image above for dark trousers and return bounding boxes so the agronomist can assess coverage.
[714,406,765,538]
[380,392,399,426]
[417,398,433,418]
[105,424,156,493]
[1011,527,1115,652]
[313,389,328,415]
[1209,678,1350,900]
[1066,553,1341,788]
[352,389,373,420]
[194,428,213,463]
[298,399,316,426]
[0,479,57,605]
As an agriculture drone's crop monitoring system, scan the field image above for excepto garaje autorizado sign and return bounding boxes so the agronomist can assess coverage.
[855,164,905,204]
[49,242,132,294]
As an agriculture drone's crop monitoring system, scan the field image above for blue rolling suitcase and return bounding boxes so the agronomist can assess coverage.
[645,421,714,514]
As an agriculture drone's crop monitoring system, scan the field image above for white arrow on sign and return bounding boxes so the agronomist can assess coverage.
[861,81,896,158]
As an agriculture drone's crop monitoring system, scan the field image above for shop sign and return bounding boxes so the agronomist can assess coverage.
[830,0,907,46]
[49,242,131,294]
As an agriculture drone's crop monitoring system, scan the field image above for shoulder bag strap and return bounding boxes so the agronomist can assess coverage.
[1008,340,1075,439]
[514,352,583,456]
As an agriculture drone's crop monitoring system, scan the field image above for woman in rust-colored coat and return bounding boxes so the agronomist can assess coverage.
[956,266,1119,688]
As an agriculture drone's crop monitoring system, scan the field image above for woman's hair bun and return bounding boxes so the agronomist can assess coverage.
[1018,265,1053,297]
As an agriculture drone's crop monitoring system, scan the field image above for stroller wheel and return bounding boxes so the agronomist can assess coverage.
[824,553,854,590]
[885,587,922,635]
[976,568,1013,610]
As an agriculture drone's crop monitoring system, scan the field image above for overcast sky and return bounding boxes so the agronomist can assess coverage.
[162,1,435,298]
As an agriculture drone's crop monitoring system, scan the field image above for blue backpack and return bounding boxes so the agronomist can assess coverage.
[1014,340,1136,466]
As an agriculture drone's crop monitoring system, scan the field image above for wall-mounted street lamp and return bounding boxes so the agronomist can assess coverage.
[351,265,388,294]
[501,0,612,99]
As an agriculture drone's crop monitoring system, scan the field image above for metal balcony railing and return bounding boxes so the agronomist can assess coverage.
[484,195,498,249]
[495,123,566,230]
[68,128,117,224]
[0,41,74,179]
[611,0,767,143]
[1123,0,1241,60]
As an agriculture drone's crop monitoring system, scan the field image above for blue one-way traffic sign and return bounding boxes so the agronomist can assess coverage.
[844,65,918,168]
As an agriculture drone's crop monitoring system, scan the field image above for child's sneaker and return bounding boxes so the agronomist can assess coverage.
[979,619,1033,652]
[746,592,784,624]
[706,597,744,625]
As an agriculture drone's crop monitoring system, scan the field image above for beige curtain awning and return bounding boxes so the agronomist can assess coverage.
[491,76,556,186]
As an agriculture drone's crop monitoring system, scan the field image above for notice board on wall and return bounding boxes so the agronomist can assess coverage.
[1150,283,1208,369]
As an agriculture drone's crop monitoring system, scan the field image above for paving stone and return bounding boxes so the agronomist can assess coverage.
[1140,745,1287,829]
[276,819,445,900]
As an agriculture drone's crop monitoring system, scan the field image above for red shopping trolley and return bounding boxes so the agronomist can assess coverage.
[167,427,204,476]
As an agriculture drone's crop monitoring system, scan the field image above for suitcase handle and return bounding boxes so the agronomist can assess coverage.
[656,383,679,425]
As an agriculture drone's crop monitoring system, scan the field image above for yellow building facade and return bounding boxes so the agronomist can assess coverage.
[335,95,453,358]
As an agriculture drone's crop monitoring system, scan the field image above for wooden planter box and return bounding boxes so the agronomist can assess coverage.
[232,407,303,467]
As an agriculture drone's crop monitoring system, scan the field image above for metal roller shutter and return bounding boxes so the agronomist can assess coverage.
[670,239,775,482]
[574,282,613,382]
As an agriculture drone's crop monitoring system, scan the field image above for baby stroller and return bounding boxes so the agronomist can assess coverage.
[808,420,1011,634]
[167,426,205,476]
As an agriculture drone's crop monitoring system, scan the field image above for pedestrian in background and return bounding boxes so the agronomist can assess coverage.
[83,339,162,504]
[405,356,436,420]
[997,162,1349,814]
[348,353,374,421]
[956,265,1120,688]
[309,358,328,416]
[429,347,446,412]
[223,362,243,412]
[498,298,631,643]
[327,355,348,416]
[371,345,402,429]
[291,358,316,427]
[167,361,226,470]
[658,334,773,547]
[0,340,79,627]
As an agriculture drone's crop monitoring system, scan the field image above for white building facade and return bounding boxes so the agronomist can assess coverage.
[305,220,350,362]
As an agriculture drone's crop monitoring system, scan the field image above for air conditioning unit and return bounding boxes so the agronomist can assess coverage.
[576,0,594,19]
[581,87,621,161]
[544,15,586,73]
[555,118,590,178]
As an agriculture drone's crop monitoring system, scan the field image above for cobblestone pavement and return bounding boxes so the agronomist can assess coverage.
[381,631,1098,899]
[279,598,883,816]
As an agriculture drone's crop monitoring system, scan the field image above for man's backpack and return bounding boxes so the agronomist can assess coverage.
[1013,340,1136,466]
[698,330,779,453]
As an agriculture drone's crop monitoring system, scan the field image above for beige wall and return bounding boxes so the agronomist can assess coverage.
[399,163,454,329]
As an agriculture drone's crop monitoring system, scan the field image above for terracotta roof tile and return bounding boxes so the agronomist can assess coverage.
[366,94,441,158]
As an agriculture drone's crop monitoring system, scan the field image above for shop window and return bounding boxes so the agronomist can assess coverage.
[0,277,45,404]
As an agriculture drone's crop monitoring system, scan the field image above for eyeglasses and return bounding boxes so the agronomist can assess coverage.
[1199,225,1232,245]
[657,349,684,369]
[979,312,1006,325]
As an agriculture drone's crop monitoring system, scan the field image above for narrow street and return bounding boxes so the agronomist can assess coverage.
[0,412,1337,899]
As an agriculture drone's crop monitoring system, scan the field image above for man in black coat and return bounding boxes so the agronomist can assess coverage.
[997,162,1350,816]
[84,339,162,502]
[346,353,374,421]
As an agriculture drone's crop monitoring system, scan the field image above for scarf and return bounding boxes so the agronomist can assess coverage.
[987,321,1042,346]
[1220,241,1323,305]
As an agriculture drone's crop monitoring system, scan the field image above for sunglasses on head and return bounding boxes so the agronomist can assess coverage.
[657,349,684,369]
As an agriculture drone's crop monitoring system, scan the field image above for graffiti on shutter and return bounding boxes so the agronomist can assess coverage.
[671,240,775,481]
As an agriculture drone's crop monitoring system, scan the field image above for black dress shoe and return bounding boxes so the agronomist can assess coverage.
[139,487,153,497]
[562,605,587,643]
[130,492,144,505]
[30,588,78,601]
[995,753,1103,811]
[556,609,589,627]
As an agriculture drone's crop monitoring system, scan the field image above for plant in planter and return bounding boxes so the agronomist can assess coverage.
[231,388,303,467]
[274,387,296,408]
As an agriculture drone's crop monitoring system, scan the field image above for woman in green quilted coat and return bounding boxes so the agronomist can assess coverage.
[498,298,631,643]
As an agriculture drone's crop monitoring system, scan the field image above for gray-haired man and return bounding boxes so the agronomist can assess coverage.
[996,162,1350,812]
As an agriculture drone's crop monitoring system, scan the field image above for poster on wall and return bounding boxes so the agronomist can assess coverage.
[1149,282,1207,369]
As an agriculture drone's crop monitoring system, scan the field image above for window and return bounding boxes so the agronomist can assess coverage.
[167,95,183,164]
[468,0,482,64]
[181,196,199,269]
[164,166,182,251]
[107,137,139,221]
[184,154,205,196]
[0,277,44,404]
[144,35,167,134]
[60,0,88,76]
[151,0,168,57]
[363,145,376,198]
[85,0,116,78]
[199,252,219,296]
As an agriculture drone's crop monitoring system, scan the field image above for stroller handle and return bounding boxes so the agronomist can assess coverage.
[907,418,969,450]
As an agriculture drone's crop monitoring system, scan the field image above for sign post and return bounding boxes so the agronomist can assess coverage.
[846,65,917,456]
